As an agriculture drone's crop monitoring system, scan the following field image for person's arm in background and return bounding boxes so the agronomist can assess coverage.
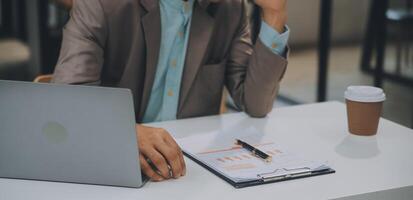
[226,0,289,117]
[52,0,185,181]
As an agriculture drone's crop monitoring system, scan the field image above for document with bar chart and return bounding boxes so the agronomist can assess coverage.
[176,127,335,188]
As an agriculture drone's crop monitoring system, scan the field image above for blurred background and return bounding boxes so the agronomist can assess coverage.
[0,0,412,128]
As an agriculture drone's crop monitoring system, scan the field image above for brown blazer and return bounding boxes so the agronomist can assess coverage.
[52,0,288,122]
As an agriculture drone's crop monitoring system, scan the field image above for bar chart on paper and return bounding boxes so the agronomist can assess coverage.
[198,143,284,172]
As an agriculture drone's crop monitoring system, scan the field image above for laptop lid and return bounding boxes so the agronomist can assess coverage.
[0,80,144,188]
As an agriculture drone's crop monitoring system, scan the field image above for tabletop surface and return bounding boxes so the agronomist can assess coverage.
[1,101,412,200]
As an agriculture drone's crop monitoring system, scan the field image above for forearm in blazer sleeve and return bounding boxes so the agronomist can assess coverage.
[52,0,107,85]
[225,11,288,118]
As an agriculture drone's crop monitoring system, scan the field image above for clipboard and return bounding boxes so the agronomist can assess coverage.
[183,151,335,189]
[176,127,336,188]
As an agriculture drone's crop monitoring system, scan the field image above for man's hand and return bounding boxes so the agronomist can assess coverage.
[254,0,287,33]
[136,124,186,181]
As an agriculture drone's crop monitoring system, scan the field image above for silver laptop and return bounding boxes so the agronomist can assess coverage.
[0,80,147,188]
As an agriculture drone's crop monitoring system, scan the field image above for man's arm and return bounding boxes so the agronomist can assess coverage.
[52,0,106,84]
[225,0,288,118]
[52,0,185,181]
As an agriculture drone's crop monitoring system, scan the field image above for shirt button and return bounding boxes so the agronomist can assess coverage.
[178,31,184,38]
[167,90,174,97]
[171,60,177,68]
[184,2,190,13]
[271,42,277,49]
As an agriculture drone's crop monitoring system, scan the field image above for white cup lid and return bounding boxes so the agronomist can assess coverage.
[345,86,386,102]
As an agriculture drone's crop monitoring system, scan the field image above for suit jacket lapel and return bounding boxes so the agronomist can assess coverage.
[178,3,215,113]
[138,0,161,120]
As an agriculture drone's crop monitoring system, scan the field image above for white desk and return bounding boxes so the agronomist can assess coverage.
[1,102,413,200]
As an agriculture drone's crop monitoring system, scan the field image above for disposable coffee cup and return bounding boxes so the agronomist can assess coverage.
[345,86,386,136]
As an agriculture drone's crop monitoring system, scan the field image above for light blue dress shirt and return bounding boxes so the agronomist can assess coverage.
[143,1,290,123]
[260,21,290,55]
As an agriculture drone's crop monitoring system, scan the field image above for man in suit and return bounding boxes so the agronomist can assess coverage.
[52,0,289,181]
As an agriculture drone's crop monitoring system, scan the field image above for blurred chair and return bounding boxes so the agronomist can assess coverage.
[0,0,31,81]
[387,0,413,74]
[220,90,228,114]
[387,1,413,129]
[33,74,52,83]
[361,0,413,86]
[0,39,30,81]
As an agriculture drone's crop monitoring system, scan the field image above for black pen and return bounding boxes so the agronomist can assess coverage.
[235,139,272,163]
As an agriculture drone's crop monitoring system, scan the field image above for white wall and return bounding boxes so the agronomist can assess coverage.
[287,0,371,46]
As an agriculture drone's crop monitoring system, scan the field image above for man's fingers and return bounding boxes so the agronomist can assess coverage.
[178,149,186,176]
[139,154,164,181]
[155,143,182,179]
[163,133,186,176]
[140,147,171,179]
[163,137,186,176]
